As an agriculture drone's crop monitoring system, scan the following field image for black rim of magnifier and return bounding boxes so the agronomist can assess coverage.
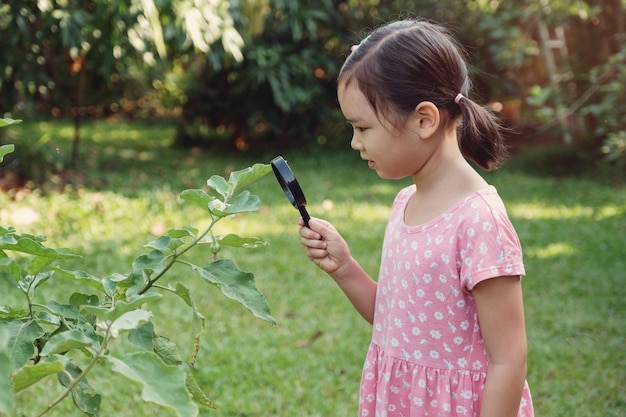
[271,156,310,227]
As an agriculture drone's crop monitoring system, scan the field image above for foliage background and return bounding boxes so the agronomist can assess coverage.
[1,0,625,164]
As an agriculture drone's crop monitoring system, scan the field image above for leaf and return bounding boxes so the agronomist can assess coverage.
[45,301,82,320]
[58,362,101,416]
[223,190,261,214]
[206,175,229,198]
[228,164,272,194]
[0,144,15,163]
[153,336,181,365]
[0,305,28,320]
[0,118,22,127]
[169,283,205,322]
[112,310,152,333]
[144,235,187,252]
[167,226,198,239]
[0,326,13,414]
[128,321,154,351]
[191,259,275,325]
[3,320,45,370]
[26,253,58,276]
[109,353,198,417]
[40,329,98,357]
[152,336,214,408]
[11,360,64,392]
[35,311,61,327]
[101,273,129,296]
[0,257,22,282]
[227,163,272,196]
[132,250,170,276]
[217,234,268,249]
[69,293,100,309]
[168,284,205,365]
[82,293,162,322]
[0,234,78,259]
[184,370,215,409]
[179,189,213,211]
[0,226,12,235]
[52,268,105,293]
[178,165,268,213]
[45,301,97,335]
[21,271,51,299]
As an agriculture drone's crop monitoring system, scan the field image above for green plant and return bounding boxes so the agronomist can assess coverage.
[581,45,626,162]
[601,131,626,166]
[0,119,275,416]
[527,43,626,168]
[0,124,67,189]
[0,118,20,163]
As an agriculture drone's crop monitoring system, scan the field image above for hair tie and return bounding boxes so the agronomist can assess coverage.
[454,93,465,104]
[350,44,359,52]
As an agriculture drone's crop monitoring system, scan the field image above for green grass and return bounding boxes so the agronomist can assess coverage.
[1,119,625,416]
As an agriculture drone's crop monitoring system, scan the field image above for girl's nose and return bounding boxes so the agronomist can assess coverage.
[350,135,362,151]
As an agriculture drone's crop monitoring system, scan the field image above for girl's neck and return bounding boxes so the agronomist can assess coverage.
[413,127,485,189]
[404,133,489,226]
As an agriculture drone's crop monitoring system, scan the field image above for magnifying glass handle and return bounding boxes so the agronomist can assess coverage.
[298,206,310,228]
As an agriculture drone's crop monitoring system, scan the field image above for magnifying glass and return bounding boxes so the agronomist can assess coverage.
[270,156,310,227]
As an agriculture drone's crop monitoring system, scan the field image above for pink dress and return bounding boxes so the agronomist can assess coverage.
[359,185,534,417]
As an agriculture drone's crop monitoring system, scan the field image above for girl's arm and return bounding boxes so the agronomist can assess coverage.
[299,217,377,324]
[473,276,528,417]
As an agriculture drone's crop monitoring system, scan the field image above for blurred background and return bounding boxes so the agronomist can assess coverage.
[1,0,625,186]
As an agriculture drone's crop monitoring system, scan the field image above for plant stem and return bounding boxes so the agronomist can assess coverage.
[210,229,218,261]
[137,218,219,295]
[33,326,112,417]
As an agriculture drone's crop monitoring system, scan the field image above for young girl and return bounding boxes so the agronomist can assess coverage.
[299,19,534,417]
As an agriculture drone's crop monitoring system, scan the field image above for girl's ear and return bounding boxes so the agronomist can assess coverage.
[411,101,440,140]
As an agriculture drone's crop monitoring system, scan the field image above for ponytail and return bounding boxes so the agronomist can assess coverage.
[456,96,508,170]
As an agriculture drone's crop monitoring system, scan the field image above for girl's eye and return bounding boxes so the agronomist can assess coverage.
[355,127,367,132]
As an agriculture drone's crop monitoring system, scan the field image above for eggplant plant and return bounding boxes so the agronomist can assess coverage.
[0,118,275,416]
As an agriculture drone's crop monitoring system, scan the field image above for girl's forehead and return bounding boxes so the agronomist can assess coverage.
[338,82,372,114]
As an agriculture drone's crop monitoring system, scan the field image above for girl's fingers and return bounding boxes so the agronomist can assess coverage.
[299,217,326,241]
[306,247,329,260]
[302,238,327,252]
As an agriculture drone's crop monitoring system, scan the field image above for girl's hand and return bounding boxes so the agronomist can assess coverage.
[299,217,351,275]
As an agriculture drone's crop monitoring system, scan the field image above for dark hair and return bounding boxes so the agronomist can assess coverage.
[339,19,507,170]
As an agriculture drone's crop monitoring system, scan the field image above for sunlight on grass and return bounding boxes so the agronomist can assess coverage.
[526,242,576,259]
[512,203,595,219]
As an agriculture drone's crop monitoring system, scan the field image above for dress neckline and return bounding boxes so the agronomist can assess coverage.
[401,185,496,231]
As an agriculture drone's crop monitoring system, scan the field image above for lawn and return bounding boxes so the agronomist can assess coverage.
[1,119,625,416]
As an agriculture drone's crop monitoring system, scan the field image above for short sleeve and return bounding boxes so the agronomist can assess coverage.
[459,193,525,291]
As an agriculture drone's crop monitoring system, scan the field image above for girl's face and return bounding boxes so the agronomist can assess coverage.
[338,81,427,180]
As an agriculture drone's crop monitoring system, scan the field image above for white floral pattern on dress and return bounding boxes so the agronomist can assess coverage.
[359,185,534,417]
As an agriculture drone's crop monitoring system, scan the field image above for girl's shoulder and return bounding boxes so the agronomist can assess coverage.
[389,184,416,217]
[389,184,514,232]
[456,187,520,244]
[459,186,510,218]
[393,184,416,205]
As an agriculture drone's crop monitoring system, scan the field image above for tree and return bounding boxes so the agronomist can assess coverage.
[175,0,348,150]
[0,0,244,165]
